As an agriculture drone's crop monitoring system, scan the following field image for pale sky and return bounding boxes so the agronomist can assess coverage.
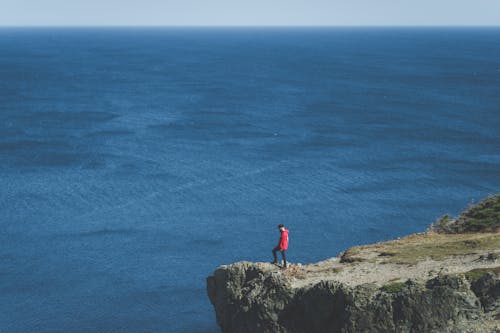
[1,0,500,27]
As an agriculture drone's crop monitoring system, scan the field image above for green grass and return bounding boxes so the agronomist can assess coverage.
[432,195,500,233]
[381,282,406,294]
[459,195,500,232]
[463,266,500,283]
[337,195,500,267]
[381,233,500,265]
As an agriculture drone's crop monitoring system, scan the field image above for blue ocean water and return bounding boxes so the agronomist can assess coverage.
[0,27,499,332]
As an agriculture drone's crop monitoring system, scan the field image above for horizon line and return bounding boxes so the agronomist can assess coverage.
[1,24,500,29]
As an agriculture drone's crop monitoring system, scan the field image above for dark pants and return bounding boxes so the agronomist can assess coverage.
[272,246,287,267]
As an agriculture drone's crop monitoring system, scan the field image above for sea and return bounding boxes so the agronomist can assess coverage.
[0,27,499,332]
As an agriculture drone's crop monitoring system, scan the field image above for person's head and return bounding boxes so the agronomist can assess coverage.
[278,224,285,231]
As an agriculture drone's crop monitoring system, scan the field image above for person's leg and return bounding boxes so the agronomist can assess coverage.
[272,246,279,264]
[281,250,287,268]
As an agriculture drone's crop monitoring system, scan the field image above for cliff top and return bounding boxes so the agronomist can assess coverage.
[285,231,500,289]
[226,195,500,289]
[208,195,500,332]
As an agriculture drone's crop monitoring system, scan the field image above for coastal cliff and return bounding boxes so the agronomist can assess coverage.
[207,195,500,332]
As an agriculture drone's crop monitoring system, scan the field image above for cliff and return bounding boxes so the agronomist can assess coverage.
[207,195,500,332]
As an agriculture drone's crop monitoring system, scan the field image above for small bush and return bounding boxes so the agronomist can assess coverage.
[463,266,500,283]
[431,195,500,234]
[432,214,452,232]
[340,248,365,263]
[381,282,406,294]
[458,195,500,232]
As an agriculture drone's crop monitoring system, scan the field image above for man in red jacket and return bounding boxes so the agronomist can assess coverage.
[272,224,289,268]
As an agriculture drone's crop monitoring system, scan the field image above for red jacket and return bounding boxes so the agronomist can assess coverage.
[279,229,289,250]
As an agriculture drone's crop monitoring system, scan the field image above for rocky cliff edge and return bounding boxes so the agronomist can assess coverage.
[207,195,500,332]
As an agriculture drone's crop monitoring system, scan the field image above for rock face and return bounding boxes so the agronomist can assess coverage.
[207,262,500,333]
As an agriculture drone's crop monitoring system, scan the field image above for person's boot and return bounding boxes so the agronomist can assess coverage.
[272,251,278,265]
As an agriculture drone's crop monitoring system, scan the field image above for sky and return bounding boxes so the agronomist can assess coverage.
[1,0,500,27]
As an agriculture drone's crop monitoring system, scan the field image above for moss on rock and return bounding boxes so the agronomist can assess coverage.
[380,282,406,294]
[463,266,500,283]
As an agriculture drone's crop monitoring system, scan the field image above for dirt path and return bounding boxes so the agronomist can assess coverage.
[283,232,500,289]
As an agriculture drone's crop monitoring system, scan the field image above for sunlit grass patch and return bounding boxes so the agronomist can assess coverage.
[379,233,500,265]
[463,266,500,282]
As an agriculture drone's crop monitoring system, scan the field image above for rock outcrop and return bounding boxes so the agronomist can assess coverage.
[207,261,500,333]
[207,196,500,332]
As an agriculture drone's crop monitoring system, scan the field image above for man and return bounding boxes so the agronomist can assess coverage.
[272,224,289,268]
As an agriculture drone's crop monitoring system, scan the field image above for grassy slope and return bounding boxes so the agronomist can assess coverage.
[434,194,500,233]
[341,195,500,265]
[365,232,500,265]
